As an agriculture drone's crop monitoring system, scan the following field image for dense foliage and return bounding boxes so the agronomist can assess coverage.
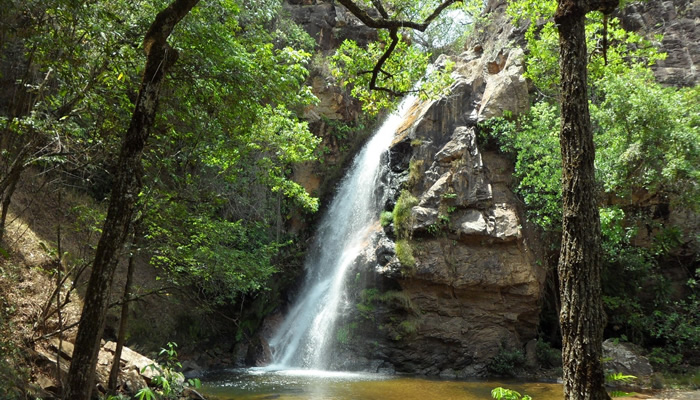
[140,0,322,305]
[0,0,323,344]
[481,0,700,371]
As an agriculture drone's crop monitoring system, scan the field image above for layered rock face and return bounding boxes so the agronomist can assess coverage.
[332,44,546,377]
[284,0,377,123]
[619,0,699,86]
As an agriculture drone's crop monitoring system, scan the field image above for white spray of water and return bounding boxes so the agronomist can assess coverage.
[268,94,417,369]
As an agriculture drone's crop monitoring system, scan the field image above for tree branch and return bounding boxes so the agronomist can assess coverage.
[368,28,404,96]
[336,0,462,32]
[371,0,389,19]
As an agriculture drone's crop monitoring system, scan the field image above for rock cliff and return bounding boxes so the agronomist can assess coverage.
[323,36,547,376]
[262,0,698,377]
[619,0,699,86]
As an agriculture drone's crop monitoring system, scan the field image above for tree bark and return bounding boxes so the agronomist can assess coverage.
[64,1,199,399]
[555,0,617,399]
[0,139,33,242]
[0,162,22,242]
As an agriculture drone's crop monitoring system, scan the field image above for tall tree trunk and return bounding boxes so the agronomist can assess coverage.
[555,0,617,399]
[64,1,199,399]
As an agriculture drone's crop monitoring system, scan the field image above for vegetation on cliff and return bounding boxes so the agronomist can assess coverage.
[481,0,699,377]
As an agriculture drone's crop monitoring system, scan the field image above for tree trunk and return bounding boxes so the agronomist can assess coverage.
[107,239,137,392]
[0,140,32,242]
[64,1,199,399]
[555,0,616,399]
[0,162,22,242]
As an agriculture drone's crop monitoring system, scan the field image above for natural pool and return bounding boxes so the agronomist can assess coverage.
[200,368,564,400]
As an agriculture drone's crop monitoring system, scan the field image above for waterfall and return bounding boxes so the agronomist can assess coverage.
[268,94,416,370]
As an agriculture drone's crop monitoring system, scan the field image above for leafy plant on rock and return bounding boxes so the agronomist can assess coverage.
[137,342,201,400]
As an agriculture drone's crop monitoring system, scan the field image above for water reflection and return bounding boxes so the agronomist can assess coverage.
[201,369,563,400]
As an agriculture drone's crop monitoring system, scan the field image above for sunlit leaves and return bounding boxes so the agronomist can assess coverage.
[507,0,666,96]
[483,102,562,230]
[592,66,700,209]
[145,200,280,305]
[135,0,322,302]
[330,30,455,114]
[330,32,429,113]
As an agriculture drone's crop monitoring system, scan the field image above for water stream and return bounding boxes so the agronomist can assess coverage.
[268,94,417,369]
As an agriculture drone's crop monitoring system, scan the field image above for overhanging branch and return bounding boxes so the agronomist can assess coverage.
[337,0,462,96]
[336,0,462,32]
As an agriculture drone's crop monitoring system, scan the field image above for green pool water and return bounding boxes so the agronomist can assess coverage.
[200,368,563,400]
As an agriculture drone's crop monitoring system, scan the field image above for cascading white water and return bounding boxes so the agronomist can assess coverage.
[268,94,417,370]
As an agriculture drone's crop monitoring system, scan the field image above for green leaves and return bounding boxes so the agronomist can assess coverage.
[330,30,455,114]
[507,0,665,97]
[482,102,562,230]
[592,66,700,209]
[331,33,428,113]
[145,200,281,305]
[491,387,532,400]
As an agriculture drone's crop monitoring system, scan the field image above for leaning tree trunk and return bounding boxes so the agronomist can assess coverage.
[555,0,617,399]
[64,1,200,399]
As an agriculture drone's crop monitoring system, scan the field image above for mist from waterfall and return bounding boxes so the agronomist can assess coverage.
[268,94,416,370]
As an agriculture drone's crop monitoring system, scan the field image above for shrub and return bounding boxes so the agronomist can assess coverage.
[488,346,526,376]
[0,300,27,400]
[395,239,416,271]
[380,211,394,227]
[336,325,350,345]
[536,339,562,368]
[399,318,421,335]
[138,342,201,400]
[407,160,425,189]
[492,387,532,400]
[393,190,418,240]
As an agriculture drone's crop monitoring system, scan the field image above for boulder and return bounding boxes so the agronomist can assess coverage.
[487,204,521,241]
[478,48,530,120]
[603,339,654,380]
[619,0,700,87]
[103,341,160,380]
[453,209,488,236]
[245,336,272,367]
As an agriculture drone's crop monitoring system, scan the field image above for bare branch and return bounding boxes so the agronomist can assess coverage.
[336,0,462,32]
[371,0,389,19]
[368,28,405,96]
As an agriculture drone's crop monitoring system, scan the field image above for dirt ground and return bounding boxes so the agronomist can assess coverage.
[0,171,193,397]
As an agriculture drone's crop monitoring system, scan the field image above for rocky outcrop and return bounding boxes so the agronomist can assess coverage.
[285,0,376,123]
[31,339,161,398]
[274,0,696,379]
[283,0,377,53]
[619,0,699,86]
[328,37,545,377]
[285,0,379,214]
